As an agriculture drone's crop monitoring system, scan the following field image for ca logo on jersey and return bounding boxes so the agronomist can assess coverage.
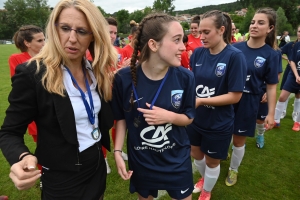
[171,90,184,109]
[140,124,172,148]
[254,56,266,68]
[215,63,226,77]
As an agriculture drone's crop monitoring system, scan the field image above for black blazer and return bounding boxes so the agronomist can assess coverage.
[0,61,113,171]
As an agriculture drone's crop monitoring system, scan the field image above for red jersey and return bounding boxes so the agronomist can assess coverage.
[121,44,134,59]
[181,51,190,70]
[8,52,37,139]
[186,34,203,52]
[9,52,31,77]
[231,36,237,44]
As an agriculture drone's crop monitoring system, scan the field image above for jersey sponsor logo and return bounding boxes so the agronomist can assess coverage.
[188,42,193,44]
[134,124,176,153]
[181,188,189,194]
[254,56,266,68]
[196,85,215,109]
[215,63,226,77]
[195,63,202,67]
[297,61,300,70]
[238,129,247,133]
[207,150,217,154]
[171,90,183,109]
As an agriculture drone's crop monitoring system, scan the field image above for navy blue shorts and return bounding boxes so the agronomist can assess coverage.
[234,93,260,137]
[186,125,232,160]
[130,183,193,199]
[257,92,268,120]
[280,65,291,90]
[282,72,300,94]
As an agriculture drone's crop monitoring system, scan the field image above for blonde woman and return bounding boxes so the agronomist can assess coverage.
[0,0,117,199]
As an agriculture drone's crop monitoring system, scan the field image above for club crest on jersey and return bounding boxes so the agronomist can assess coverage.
[171,90,184,109]
[215,63,226,77]
[254,56,266,68]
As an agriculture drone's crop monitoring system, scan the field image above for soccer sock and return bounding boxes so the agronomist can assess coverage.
[256,123,265,136]
[194,157,206,177]
[283,96,290,112]
[274,101,285,123]
[230,145,245,171]
[293,98,300,114]
[203,165,220,192]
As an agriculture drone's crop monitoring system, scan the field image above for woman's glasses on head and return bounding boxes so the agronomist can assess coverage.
[55,23,93,37]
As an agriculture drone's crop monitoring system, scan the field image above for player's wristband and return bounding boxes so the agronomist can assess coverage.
[113,150,122,153]
[19,152,33,161]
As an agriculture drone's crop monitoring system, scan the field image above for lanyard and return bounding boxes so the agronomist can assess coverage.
[65,66,95,126]
[132,68,170,113]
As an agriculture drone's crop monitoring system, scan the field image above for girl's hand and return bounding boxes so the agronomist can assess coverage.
[264,114,274,130]
[296,76,300,84]
[114,152,132,180]
[261,93,267,103]
[121,57,131,68]
[137,103,171,125]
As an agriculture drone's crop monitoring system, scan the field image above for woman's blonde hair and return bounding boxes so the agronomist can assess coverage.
[33,0,117,101]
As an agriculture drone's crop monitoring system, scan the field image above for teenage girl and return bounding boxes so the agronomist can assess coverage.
[186,15,203,52]
[112,13,196,200]
[121,20,139,59]
[226,7,279,186]
[276,26,300,127]
[274,26,300,130]
[187,11,247,200]
[9,25,45,143]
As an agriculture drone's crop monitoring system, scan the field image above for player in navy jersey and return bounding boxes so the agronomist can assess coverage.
[225,8,279,187]
[255,49,282,148]
[274,38,300,130]
[277,26,300,126]
[187,10,247,200]
[112,13,195,200]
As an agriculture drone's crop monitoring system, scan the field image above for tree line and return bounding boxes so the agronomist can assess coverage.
[0,0,299,40]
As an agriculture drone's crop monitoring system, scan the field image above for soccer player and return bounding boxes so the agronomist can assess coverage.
[186,15,203,52]
[112,13,196,200]
[121,20,139,60]
[226,7,279,186]
[187,10,247,200]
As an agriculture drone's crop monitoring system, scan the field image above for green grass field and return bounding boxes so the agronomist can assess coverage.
[0,44,300,200]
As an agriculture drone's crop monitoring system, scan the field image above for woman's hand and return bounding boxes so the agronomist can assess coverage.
[9,155,41,190]
[114,152,132,180]
[264,114,274,130]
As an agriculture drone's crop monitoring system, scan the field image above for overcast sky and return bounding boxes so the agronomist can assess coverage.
[0,0,237,13]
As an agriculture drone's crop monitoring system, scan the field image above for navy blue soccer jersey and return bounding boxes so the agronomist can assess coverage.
[112,66,195,190]
[281,42,295,61]
[188,45,247,139]
[291,42,300,75]
[233,42,279,94]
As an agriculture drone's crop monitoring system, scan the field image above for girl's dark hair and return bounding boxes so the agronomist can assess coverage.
[255,8,277,49]
[130,20,139,35]
[201,10,232,44]
[13,25,43,52]
[183,34,188,43]
[128,13,177,108]
[191,15,200,26]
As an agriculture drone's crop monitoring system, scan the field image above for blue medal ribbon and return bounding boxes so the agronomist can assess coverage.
[65,66,95,126]
[132,68,170,113]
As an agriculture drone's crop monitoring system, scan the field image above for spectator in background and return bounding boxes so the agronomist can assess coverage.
[181,34,192,70]
[8,25,45,143]
[186,15,203,52]
[234,28,242,41]
[121,20,139,60]
[279,31,289,48]
[114,34,120,47]
[120,37,126,48]
[231,23,237,43]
